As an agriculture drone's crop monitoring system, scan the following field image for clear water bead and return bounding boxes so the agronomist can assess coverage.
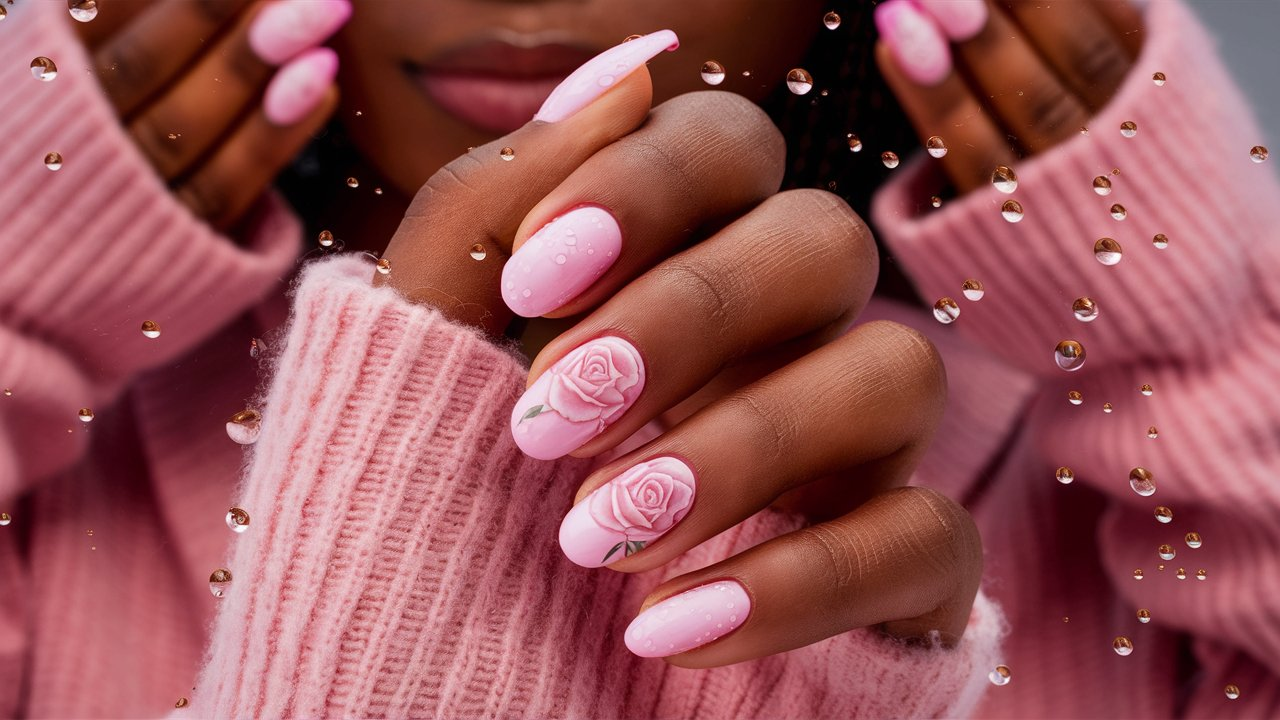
[846,134,863,153]
[78,408,94,423]
[926,136,948,158]
[1152,233,1170,250]
[1120,121,1138,138]
[1068,390,1083,405]
[68,0,98,22]
[1000,200,1024,223]
[469,243,487,261]
[1102,402,1114,414]
[226,409,262,445]
[1054,340,1086,372]
[376,258,391,275]
[932,297,960,324]
[345,177,359,188]
[0,513,11,526]
[31,57,58,82]
[1129,467,1157,497]
[962,279,985,301]
[1133,569,1144,580]
[317,230,335,248]
[1250,146,1269,163]
[1185,532,1202,549]
[786,68,813,95]
[44,152,63,171]
[1159,544,1176,561]
[1109,204,1127,221]
[1093,176,1112,195]
[0,7,7,21]
[1072,297,1099,322]
[931,195,942,208]
[1056,467,1075,485]
[1137,608,1152,623]
[1152,72,1166,86]
[209,568,232,598]
[881,151,900,169]
[1225,685,1241,700]
[226,507,250,533]
[1113,637,1134,656]
[1147,426,1159,439]
[1140,383,1154,396]
[249,338,266,358]
[1094,237,1124,265]
[991,165,1018,194]
[1155,506,1173,523]
[500,147,516,161]
[140,320,161,339]
[823,10,841,29]
[988,665,1012,686]
[1176,567,1188,579]
[700,61,725,86]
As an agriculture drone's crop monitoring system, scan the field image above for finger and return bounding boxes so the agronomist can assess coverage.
[1092,0,1146,58]
[623,486,982,665]
[502,91,785,319]
[378,31,679,332]
[511,190,878,462]
[73,1,150,50]
[556,320,944,570]
[1000,0,1134,109]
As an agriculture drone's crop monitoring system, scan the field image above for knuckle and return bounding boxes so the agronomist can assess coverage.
[718,390,798,465]
[1023,84,1086,136]
[652,91,786,190]
[409,154,485,216]
[885,487,982,574]
[192,0,242,23]
[128,113,183,176]
[1069,34,1131,94]
[857,320,947,404]
[793,522,868,589]
[776,189,875,268]
[101,42,155,98]
[178,173,229,223]
[651,256,742,345]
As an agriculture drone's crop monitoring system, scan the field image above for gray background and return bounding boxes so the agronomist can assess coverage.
[1188,0,1279,145]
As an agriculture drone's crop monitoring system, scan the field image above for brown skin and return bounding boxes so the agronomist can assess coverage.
[79,0,1143,665]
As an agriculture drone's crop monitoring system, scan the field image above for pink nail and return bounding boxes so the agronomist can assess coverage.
[503,206,621,318]
[625,580,751,658]
[534,29,680,123]
[511,336,645,460]
[875,0,951,86]
[559,457,696,568]
[249,0,352,66]
[263,47,338,126]
[913,0,988,41]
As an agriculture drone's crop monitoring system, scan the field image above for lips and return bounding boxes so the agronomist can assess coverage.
[411,41,598,134]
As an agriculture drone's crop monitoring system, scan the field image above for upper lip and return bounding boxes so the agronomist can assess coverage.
[412,39,600,79]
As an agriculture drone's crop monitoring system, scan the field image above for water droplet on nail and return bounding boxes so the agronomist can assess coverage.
[1120,121,1138,138]
[209,568,232,598]
[1155,506,1173,523]
[1001,200,1024,223]
[78,408,94,423]
[961,279,984,301]
[140,320,161,339]
[1068,390,1083,405]
[926,136,947,158]
[500,146,516,161]
[521,288,532,298]
[1110,203,1127,221]
[846,134,862,153]
[881,151,900,169]
[1137,608,1151,623]
[1225,685,1241,700]
[317,230,335,248]
[700,60,725,86]
[1113,636,1134,656]
[1185,532,1202,549]
[823,10,842,29]
[68,0,97,21]
[31,57,58,82]
[989,665,1012,686]
[554,254,567,265]
[1129,467,1157,497]
[1092,176,1112,195]
[1072,297,1099,322]
[44,152,63,171]
[226,409,261,445]
[226,507,250,533]
[785,68,813,95]
[1152,71,1166,86]
[1094,237,1123,265]
[991,165,1018,194]
[932,297,960,324]
[376,258,391,275]
[1056,466,1075,485]
[1250,145,1269,163]
[469,244,487,261]
[1158,544,1176,560]
[1054,340,1086,372]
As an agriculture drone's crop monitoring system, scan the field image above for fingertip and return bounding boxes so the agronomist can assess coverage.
[875,0,952,87]
[914,0,988,42]
[263,47,339,126]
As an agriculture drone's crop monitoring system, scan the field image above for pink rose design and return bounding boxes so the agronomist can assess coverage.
[589,457,696,542]
[545,337,643,426]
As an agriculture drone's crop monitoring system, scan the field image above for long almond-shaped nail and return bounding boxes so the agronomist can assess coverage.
[534,29,679,123]
[913,0,988,41]
[625,580,751,658]
[559,457,695,567]
[875,0,951,86]
[249,0,353,66]
[503,206,621,318]
[511,336,645,460]
[263,47,338,126]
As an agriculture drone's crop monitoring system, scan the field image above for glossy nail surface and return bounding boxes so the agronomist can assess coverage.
[249,0,352,66]
[625,580,750,658]
[263,47,338,126]
[534,29,679,123]
[503,206,621,317]
[914,0,988,41]
[875,0,951,86]
[559,456,695,567]
[511,336,644,460]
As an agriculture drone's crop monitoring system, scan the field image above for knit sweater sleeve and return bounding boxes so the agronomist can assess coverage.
[0,2,300,498]
[191,255,1003,719]
[872,0,1280,712]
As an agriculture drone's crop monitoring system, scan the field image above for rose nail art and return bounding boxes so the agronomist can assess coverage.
[249,0,353,66]
[625,580,751,658]
[874,0,951,86]
[511,336,645,460]
[559,456,695,567]
[534,29,679,123]
[503,206,622,318]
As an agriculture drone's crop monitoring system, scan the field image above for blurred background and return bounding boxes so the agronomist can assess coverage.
[1188,0,1277,145]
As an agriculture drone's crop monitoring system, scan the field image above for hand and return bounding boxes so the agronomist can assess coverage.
[76,0,351,228]
[875,0,1145,192]
[379,31,982,664]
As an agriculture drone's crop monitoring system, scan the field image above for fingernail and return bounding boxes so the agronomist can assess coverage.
[875,0,951,86]
[263,47,338,126]
[913,0,988,41]
[503,206,622,318]
[625,580,751,658]
[510,336,645,460]
[249,0,353,66]
[559,457,696,568]
[534,29,679,123]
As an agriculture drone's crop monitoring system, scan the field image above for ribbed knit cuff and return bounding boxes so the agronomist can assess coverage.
[871,0,1280,378]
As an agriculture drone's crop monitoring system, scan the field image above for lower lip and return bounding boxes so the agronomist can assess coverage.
[415,71,564,134]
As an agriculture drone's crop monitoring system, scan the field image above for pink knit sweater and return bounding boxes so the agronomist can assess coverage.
[1,1,1276,717]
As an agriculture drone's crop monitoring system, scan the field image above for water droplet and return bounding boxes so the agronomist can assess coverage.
[1155,506,1173,523]
[1175,567,1187,580]
[991,165,1018,194]
[226,409,261,445]
[0,513,10,526]
[346,177,359,188]
[1094,237,1124,265]
[1152,72,1166,86]
[1092,176,1112,196]
[2,389,10,397]
[1185,532,1202,549]
[926,136,948,158]
[209,568,232,598]
[1080,126,1089,136]
[1107,203,1127,221]
[961,279,984,301]
[249,338,266,358]
[376,258,391,275]
[1133,569,1144,580]
[135,320,162,340]
[930,195,943,208]
[1113,636,1134,656]
[988,665,1011,686]
[1068,390,1083,405]
[469,243,487,261]
[1225,684,1240,700]
[0,7,7,21]
[823,10,841,29]
[1072,297,1099,322]
[225,507,250,534]
[700,60,725,86]
[499,147,516,161]
[1250,146,1269,163]
[175,697,189,709]
[1140,384,1154,396]
[846,134,862,153]
[1054,340,1086,372]
[1129,467,1156,497]
[31,57,58,82]
[43,152,64,171]
[78,408,94,423]
[554,254,567,265]
[1147,426,1159,439]
[167,133,181,140]
[1137,608,1151,623]
[1001,200,1024,223]
[932,297,960,324]
[374,187,384,195]
[1102,402,1114,413]
[68,0,97,21]
[317,230,335,248]
[880,151,899,169]
[786,68,813,95]
[1151,233,1170,250]
[1056,466,1075,485]
[1158,544,1176,560]
[741,70,752,78]
[1120,121,1138,138]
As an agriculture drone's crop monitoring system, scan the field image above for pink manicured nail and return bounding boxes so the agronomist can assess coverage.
[249,0,352,66]
[875,0,951,86]
[511,336,645,460]
[559,456,696,568]
[263,47,338,126]
[625,580,751,658]
[534,29,680,123]
[913,0,988,41]
[503,206,622,318]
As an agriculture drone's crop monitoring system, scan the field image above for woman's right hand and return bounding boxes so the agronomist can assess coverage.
[76,0,350,229]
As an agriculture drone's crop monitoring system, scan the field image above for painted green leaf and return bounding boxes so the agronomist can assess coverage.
[602,542,625,564]
[519,404,546,424]
[625,540,646,557]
